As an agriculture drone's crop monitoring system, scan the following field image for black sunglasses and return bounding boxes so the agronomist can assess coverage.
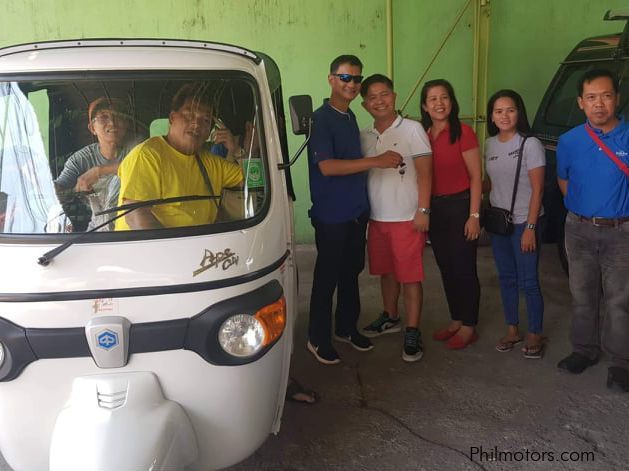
[332,73,363,84]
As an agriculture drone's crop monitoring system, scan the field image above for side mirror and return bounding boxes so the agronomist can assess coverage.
[289,95,313,135]
[278,95,313,170]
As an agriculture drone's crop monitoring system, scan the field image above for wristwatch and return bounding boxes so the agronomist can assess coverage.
[526,223,536,230]
[417,207,431,215]
[470,212,480,219]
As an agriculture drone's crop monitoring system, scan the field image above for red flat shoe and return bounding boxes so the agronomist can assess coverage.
[432,328,459,341]
[446,331,479,350]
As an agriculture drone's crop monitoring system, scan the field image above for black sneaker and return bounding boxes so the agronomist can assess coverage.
[557,352,598,374]
[402,327,423,362]
[333,331,374,352]
[362,311,401,338]
[307,341,341,365]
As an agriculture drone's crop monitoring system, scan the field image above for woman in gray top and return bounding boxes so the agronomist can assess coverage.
[484,89,546,359]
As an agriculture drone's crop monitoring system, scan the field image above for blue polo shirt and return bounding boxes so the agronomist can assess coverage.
[557,118,629,217]
[307,100,369,223]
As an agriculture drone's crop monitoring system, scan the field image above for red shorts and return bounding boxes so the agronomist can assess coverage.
[367,220,426,283]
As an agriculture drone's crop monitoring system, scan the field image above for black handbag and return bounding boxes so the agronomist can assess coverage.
[481,136,528,235]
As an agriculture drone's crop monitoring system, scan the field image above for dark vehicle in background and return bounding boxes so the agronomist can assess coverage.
[532,9,629,272]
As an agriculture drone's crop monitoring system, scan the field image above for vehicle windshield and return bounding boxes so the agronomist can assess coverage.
[543,60,629,130]
[0,73,268,235]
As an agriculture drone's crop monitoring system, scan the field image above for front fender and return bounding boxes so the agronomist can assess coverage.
[49,372,197,471]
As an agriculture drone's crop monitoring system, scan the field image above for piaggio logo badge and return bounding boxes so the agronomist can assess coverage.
[97,329,119,350]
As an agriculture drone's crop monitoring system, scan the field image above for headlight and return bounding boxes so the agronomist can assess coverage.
[219,297,287,358]
[219,315,265,357]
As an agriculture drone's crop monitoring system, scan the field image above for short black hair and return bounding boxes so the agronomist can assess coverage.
[577,69,619,96]
[329,54,363,74]
[360,74,394,97]
[171,82,214,112]
[486,89,531,137]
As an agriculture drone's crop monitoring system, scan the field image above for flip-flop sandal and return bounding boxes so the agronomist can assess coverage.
[523,343,545,359]
[495,337,523,352]
[285,378,319,405]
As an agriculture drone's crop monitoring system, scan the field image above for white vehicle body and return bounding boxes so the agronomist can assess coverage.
[0,39,298,471]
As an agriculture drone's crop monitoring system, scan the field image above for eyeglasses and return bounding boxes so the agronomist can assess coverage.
[582,92,616,103]
[178,109,213,128]
[91,112,126,124]
[332,73,363,84]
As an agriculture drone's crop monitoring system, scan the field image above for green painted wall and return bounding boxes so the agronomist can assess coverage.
[1,0,628,241]
[393,0,476,119]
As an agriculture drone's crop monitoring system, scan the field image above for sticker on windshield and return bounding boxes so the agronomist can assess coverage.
[193,248,239,277]
[243,158,265,188]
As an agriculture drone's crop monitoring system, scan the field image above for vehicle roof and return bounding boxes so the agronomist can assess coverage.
[0,38,261,63]
[0,39,283,93]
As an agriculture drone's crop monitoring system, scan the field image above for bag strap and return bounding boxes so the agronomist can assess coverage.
[509,135,528,214]
[194,154,221,212]
[584,123,629,179]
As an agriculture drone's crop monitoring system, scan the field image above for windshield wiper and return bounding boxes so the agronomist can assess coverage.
[37,194,221,266]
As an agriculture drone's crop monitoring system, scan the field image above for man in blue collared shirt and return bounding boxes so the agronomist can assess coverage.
[306,55,403,365]
[556,69,629,392]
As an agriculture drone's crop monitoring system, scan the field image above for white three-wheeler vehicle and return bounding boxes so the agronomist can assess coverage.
[0,39,312,471]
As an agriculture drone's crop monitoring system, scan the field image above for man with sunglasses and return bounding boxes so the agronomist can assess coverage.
[307,54,404,365]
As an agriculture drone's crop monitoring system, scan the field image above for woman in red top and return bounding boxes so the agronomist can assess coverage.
[420,79,482,349]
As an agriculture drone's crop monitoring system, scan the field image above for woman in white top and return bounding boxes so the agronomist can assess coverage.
[484,89,546,359]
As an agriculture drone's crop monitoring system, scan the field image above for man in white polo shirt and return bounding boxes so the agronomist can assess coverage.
[359,74,433,362]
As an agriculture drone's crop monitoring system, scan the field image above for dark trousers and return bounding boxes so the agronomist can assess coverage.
[565,212,629,368]
[429,194,480,326]
[308,212,368,346]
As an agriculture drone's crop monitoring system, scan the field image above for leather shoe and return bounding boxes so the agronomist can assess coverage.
[607,367,629,392]
[432,328,459,341]
[446,331,478,350]
[557,352,598,374]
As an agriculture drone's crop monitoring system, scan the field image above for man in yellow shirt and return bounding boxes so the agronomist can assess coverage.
[116,83,243,230]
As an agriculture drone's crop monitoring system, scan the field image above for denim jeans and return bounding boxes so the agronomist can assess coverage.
[565,212,629,368]
[490,222,544,334]
[308,212,369,346]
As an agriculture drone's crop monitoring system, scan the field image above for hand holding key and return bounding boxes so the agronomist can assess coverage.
[374,150,403,169]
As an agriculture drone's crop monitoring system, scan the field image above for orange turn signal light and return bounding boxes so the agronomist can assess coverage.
[254,296,286,347]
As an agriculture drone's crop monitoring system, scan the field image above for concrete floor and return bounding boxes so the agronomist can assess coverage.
[2,243,628,470]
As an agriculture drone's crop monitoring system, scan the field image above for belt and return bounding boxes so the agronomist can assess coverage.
[574,213,629,227]
[431,189,470,200]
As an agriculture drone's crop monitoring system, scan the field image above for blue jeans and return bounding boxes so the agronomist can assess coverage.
[565,212,629,368]
[490,222,544,334]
